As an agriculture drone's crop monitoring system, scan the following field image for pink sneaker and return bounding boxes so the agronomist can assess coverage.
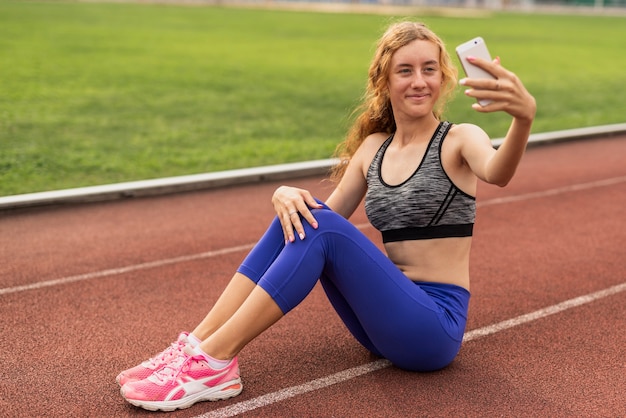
[116,332,190,386]
[120,346,243,411]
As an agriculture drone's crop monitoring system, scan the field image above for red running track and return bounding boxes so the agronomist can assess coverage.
[1,135,625,417]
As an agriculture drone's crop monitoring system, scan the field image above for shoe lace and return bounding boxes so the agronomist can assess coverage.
[147,338,185,367]
[150,346,197,384]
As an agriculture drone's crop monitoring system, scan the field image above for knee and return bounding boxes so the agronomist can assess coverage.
[309,207,346,231]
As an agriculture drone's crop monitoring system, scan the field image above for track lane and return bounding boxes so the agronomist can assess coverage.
[0,135,624,417]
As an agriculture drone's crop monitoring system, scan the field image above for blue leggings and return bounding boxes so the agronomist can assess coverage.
[237,203,470,372]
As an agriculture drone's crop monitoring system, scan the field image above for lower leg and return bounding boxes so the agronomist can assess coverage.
[198,285,284,360]
[191,273,256,341]
[190,216,288,344]
[194,208,337,360]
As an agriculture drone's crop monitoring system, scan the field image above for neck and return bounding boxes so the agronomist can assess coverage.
[393,114,441,145]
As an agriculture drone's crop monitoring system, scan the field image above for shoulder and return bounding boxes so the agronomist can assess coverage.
[362,131,391,149]
[327,132,390,216]
[446,123,493,154]
[448,123,490,144]
[446,123,498,173]
[353,132,391,162]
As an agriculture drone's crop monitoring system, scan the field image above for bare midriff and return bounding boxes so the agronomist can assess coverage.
[384,236,472,291]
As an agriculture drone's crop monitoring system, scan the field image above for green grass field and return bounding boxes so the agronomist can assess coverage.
[1,2,625,195]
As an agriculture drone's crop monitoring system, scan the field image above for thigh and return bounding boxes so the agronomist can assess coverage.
[320,277,382,357]
[313,210,466,371]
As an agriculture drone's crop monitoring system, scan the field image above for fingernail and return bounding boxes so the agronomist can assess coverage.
[459,78,467,85]
[299,233,305,240]
[312,222,319,229]
[467,55,475,61]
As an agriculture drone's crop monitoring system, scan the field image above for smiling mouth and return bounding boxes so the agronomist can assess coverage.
[408,93,430,100]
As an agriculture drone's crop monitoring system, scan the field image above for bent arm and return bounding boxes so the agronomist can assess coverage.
[325,154,368,218]
[460,56,536,187]
[271,142,369,242]
[487,117,533,186]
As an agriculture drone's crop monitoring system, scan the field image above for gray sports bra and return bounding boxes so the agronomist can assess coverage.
[364,121,476,243]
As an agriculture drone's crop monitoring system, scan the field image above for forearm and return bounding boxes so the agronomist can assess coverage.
[486,116,533,187]
[461,56,536,187]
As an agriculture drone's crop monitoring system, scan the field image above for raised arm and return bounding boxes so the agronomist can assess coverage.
[459,56,536,186]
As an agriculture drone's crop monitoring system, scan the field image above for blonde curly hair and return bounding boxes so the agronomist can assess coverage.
[330,21,457,182]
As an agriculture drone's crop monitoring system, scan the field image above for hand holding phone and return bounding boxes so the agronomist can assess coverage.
[456,37,496,106]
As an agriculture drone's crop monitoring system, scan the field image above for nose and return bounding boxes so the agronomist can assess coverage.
[411,75,427,88]
[411,73,427,88]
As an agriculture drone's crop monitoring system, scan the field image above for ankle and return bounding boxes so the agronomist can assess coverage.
[187,333,202,347]
[193,346,231,369]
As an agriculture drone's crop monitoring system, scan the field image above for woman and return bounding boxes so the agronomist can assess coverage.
[118,21,536,411]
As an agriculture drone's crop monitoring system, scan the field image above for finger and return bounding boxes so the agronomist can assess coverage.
[302,192,323,211]
[464,56,510,85]
[301,210,319,231]
[282,209,297,243]
[299,198,321,230]
[273,202,293,243]
[289,201,322,241]
[288,211,307,241]
[466,55,501,75]
[460,75,503,91]
[471,101,506,113]
[290,206,318,239]
[463,86,500,106]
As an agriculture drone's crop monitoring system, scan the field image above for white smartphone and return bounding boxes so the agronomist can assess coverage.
[456,37,495,106]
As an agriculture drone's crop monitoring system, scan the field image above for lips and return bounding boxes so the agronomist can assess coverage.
[407,92,430,101]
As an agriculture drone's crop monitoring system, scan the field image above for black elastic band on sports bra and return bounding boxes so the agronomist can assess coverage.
[382,223,474,243]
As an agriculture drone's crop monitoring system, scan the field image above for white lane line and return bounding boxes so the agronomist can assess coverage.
[195,282,626,418]
[1,176,624,297]
[0,225,370,296]
[0,244,254,296]
[462,282,626,341]
[477,175,626,208]
[197,359,393,418]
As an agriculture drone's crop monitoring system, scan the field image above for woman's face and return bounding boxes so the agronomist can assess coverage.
[387,39,443,121]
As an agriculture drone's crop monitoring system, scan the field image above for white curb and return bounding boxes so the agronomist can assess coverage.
[2,123,625,210]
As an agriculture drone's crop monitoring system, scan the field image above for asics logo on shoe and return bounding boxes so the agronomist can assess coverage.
[163,369,231,401]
